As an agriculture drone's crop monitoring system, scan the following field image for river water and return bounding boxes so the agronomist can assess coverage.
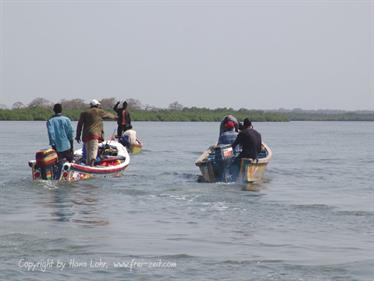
[0,121,373,281]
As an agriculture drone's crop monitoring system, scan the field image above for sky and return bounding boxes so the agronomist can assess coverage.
[0,0,373,110]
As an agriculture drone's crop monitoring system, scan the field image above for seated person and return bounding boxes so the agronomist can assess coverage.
[230,118,262,180]
[119,126,137,147]
[219,115,239,137]
[232,118,262,160]
[218,121,238,146]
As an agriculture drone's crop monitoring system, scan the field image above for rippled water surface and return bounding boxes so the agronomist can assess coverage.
[0,121,373,281]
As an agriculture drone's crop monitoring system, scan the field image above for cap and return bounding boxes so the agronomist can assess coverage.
[90,99,101,106]
[225,121,235,129]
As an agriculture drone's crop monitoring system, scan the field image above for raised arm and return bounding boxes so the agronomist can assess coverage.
[113,101,120,113]
[101,110,116,120]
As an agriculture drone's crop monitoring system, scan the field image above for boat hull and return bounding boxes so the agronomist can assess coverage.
[239,158,269,183]
[129,141,143,155]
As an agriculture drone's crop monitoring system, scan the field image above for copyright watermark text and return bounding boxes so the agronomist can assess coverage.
[17,257,177,272]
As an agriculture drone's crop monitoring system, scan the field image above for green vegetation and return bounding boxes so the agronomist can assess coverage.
[1,97,373,121]
[0,107,288,122]
[1,106,373,121]
[131,108,288,122]
[283,111,374,121]
[0,108,82,121]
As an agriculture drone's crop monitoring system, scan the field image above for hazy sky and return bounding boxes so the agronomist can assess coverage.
[1,0,373,110]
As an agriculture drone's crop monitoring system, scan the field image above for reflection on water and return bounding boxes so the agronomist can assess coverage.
[242,183,262,192]
[46,183,109,226]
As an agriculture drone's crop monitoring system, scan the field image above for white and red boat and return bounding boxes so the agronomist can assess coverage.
[29,141,130,182]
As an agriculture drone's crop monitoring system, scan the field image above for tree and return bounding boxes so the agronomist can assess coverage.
[60,99,87,110]
[28,97,52,108]
[144,105,160,111]
[168,101,184,111]
[12,102,25,109]
[99,97,116,109]
[127,98,143,110]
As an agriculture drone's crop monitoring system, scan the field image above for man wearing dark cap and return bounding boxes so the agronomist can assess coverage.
[113,100,132,138]
[232,118,262,160]
[46,103,74,162]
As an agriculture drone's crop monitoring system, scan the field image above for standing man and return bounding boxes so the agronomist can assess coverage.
[47,103,74,162]
[75,99,116,166]
[113,100,132,138]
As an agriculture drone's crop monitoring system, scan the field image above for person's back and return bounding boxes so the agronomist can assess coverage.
[237,128,262,159]
[218,120,238,145]
[47,104,74,154]
[47,115,73,152]
[123,129,137,145]
[232,119,262,159]
[120,128,137,147]
[75,99,116,166]
[218,130,238,145]
[78,107,114,142]
[47,104,74,178]
[219,115,239,136]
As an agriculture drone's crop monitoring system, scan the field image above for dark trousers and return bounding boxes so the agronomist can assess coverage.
[57,149,74,162]
[117,124,131,138]
[54,149,73,179]
[117,125,124,138]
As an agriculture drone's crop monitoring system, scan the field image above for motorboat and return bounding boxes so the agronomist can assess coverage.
[29,141,130,182]
[195,143,272,183]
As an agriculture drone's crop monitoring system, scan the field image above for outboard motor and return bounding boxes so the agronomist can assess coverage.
[212,144,234,182]
[35,148,58,180]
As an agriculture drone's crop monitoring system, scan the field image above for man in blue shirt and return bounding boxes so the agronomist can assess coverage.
[47,104,74,162]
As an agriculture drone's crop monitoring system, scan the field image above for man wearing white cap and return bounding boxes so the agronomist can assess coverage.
[76,99,116,166]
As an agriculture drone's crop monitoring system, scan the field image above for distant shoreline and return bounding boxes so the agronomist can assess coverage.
[1,107,373,122]
[1,120,374,122]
